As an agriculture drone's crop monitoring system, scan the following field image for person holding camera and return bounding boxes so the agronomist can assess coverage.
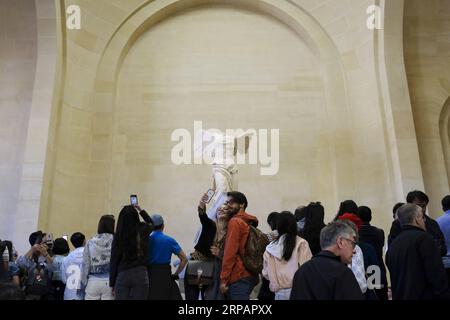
[185,192,228,300]
[110,205,153,300]
[207,203,231,300]
[17,231,54,300]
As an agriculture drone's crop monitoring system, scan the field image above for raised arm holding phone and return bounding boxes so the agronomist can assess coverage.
[109,199,154,300]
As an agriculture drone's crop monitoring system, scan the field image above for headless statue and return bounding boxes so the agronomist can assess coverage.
[192,129,253,245]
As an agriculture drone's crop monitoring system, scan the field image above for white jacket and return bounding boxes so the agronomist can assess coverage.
[262,235,312,293]
[61,247,85,300]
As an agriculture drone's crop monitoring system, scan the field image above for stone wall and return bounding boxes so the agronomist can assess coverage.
[404,0,450,215]
[38,0,420,253]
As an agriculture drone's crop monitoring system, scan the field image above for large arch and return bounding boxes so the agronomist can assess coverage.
[39,0,418,244]
[403,0,450,215]
[439,96,450,189]
[89,0,353,210]
[374,0,425,202]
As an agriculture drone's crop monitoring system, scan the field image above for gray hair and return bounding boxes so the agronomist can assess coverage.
[396,203,421,226]
[320,220,356,249]
[340,220,359,241]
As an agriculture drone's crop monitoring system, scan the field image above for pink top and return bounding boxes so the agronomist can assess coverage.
[262,236,312,293]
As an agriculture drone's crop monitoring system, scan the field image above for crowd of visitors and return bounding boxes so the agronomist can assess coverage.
[1,189,449,300]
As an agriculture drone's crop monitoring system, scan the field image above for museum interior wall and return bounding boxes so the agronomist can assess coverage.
[0,0,449,253]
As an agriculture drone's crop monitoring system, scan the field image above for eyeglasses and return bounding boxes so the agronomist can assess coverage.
[341,237,357,249]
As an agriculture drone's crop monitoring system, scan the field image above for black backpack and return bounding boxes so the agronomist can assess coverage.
[25,261,51,297]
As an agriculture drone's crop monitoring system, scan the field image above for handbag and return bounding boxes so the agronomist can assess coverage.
[185,260,215,286]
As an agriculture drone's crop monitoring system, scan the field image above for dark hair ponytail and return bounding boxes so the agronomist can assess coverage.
[276,211,298,261]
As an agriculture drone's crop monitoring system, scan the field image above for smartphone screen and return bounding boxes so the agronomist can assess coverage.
[130,195,138,206]
[62,234,68,241]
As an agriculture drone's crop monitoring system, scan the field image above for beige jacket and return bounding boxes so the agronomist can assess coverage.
[262,236,312,293]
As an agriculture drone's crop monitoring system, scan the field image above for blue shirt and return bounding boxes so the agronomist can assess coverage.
[49,254,66,281]
[17,255,52,279]
[437,210,450,256]
[8,261,19,279]
[148,231,181,265]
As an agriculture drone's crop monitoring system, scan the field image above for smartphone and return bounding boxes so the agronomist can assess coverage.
[62,234,68,241]
[46,233,54,247]
[130,194,138,206]
[205,189,215,204]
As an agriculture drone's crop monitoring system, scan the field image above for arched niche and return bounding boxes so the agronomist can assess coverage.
[439,97,450,188]
[90,0,352,208]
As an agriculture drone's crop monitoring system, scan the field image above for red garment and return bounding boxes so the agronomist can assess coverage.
[338,213,363,231]
[220,211,258,286]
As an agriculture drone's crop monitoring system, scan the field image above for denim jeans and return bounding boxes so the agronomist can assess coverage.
[275,288,291,300]
[115,266,149,300]
[228,277,256,300]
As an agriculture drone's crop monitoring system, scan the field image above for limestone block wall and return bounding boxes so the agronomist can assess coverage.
[0,0,38,242]
[1,0,446,256]
[114,4,331,244]
[376,0,425,204]
[35,0,426,255]
[0,0,57,253]
[404,0,450,215]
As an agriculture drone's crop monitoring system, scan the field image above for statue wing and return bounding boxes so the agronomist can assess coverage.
[193,129,219,161]
[234,129,256,155]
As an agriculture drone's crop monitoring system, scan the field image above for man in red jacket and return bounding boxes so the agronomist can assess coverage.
[220,191,259,300]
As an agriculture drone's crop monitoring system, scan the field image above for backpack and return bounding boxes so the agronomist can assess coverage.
[25,263,51,297]
[240,222,269,274]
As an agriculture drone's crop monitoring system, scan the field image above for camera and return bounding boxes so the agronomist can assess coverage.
[45,233,54,256]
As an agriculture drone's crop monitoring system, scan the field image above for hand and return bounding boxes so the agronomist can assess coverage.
[134,205,142,212]
[210,246,219,257]
[199,194,209,210]
[38,245,49,257]
[220,283,229,295]
[171,274,179,281]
